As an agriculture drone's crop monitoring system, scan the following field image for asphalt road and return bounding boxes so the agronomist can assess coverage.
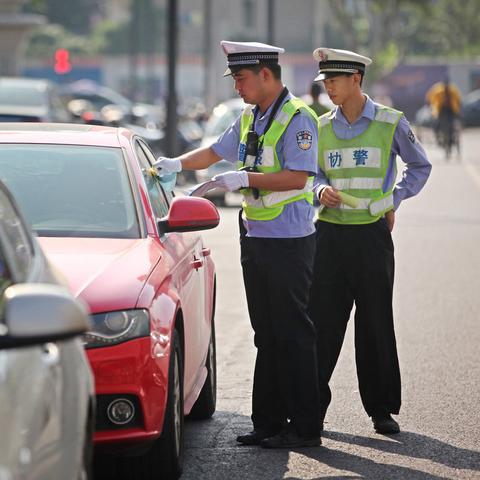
[181,128,480,479]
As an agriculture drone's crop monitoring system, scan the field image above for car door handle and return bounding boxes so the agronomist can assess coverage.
[191,257,203,270]
[201,248,211,257]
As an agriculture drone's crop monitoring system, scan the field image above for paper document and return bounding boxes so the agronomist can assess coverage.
[186,179,224,197]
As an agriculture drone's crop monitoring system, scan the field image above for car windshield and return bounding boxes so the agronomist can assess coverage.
[0,83,46,107]
[0,144,140,238]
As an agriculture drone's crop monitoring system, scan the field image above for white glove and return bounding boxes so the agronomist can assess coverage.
[153,157,182,175]
[212,170,249,192]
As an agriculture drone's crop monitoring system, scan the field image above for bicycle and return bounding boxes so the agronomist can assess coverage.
[436,110,461,160]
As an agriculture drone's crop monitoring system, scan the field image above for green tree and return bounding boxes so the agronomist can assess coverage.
[24,0,98,35]
[326,0,432,80]
[410,0,480,57]
[325,0,480,80]
[23,0,165,58]
[25,24,90,58]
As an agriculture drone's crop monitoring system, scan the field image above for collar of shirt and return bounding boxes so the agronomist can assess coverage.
[331,94,375,126]
[253,88,292,129]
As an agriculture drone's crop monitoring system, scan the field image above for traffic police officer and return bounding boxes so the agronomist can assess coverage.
[309,48,432,434]
[155,41,321,448]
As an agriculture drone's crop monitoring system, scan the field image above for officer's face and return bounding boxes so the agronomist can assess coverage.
[232,69,267,105]
[322,74,360,105]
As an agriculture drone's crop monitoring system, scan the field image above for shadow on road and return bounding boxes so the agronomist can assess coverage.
[323,430,480,471]
[95,409,479,479]
[283,429,479,480]
[285,445,447,480]
[185,412,480,479]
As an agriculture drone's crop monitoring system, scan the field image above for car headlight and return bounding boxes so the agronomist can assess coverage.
[83,309,150,349]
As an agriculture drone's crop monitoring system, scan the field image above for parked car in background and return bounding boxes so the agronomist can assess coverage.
[59,79,164,128]
[61,80,203,174]
[462,89,480,127]
[0,77,71,123]
[196,98,245,205]
[0,179,94,480]
[0,123,219,480]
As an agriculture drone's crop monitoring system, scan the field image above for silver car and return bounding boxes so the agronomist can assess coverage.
[0,180,94,480]
[0,77,72,123]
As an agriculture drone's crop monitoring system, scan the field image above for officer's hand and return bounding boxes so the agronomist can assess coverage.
[320,186,342,208]
[385,209,395,232]
[212,171,249,192]
[153,157,182,175]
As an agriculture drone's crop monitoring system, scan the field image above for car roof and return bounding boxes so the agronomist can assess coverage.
[216,97,245,109]
[0,77,53,88]
[0,122,133,148]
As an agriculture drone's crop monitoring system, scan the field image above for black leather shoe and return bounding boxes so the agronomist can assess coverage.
[372,413,400,434]
[236,429,279,446]
[261,430,322,449]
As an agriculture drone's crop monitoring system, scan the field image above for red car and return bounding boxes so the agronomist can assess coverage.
[0,123,219,480]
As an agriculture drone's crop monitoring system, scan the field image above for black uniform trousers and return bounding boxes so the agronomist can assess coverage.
[309,218,401,419]
[239,214,320,437]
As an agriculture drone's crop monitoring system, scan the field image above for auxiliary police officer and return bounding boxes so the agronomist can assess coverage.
[309,48,432,434]
[155,41,322,448]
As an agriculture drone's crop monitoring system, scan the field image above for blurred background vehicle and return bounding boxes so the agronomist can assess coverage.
[59,79,165,129]
[0,77,72,123]
[195,98,244,205]
[61,80,204,186]
[0,179,94,480]
[462,89,480,127]
[0,123,219,480]
[414,104,436,129]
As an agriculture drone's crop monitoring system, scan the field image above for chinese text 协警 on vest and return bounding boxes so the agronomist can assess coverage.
[317,106,402,225]
[237,98,316,221]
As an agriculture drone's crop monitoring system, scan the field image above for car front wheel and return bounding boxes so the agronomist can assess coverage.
[188,319,216,420]
[129,330,184,480]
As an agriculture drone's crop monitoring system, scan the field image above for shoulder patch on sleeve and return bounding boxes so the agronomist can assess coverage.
[407,129,416,144]
[296,130,313,151]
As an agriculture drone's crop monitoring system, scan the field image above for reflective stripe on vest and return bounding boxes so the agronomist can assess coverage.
[243,177,314,208]
[237,97,316,221]
[317,105,402,225]
[330,177,384,190]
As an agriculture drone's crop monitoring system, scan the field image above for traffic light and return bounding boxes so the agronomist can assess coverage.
[54,49,72,75]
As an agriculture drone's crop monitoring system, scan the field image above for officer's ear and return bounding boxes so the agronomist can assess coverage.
[260,66,273,82]
[353,72,364,87]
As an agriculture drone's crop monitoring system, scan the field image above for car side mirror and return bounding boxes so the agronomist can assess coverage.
[158,196,220,235]
[0,284,91,350]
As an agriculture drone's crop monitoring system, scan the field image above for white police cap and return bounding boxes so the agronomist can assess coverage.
[221,41,285,77]
[312,47,372,81]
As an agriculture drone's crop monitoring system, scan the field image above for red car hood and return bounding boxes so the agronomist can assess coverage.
[38,237,162,312]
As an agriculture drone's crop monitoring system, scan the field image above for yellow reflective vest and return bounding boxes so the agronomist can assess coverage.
[237,98,316,221]
[317,106,401,224]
